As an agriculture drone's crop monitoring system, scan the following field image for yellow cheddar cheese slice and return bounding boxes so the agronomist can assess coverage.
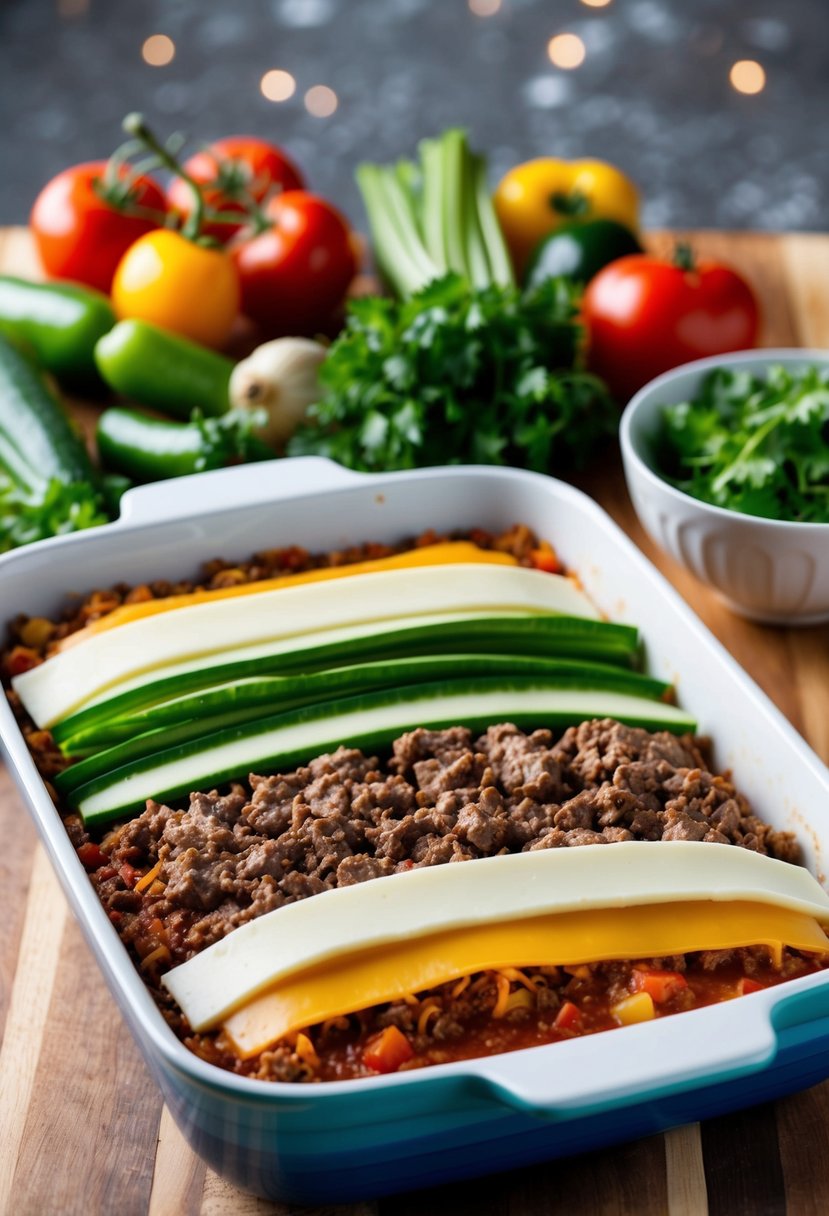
[56,543,520,650]
[163,843,829,1033]
[222,900,829,1057]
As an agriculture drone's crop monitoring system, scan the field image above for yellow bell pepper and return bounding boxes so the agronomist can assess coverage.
[493,158,640,278]
[111,229,240,349]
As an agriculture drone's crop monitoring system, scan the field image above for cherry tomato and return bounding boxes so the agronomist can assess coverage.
[30,162,166,295]
[167,137,304,244]
[233,191,357,335]
[582,249,759,403]
[111,230,239,349]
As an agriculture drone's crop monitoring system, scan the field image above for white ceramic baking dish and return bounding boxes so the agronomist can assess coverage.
[3,457,829,1206]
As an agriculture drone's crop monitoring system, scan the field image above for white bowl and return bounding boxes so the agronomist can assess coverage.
[620,349,829,625]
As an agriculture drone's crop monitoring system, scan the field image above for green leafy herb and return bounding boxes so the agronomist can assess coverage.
[288,273,615,474]
[0,476,108,553]
[659,365,829,523]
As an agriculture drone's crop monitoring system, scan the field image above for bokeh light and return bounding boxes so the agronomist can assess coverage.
[468,0,502,16]
[580,0,613,7]
[260,69,297,102]
[141,35,175,67]
[547,34,586,70]
[730,59,766,95]
[304,85,338,117]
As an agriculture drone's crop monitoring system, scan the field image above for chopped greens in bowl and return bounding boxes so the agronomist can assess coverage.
[658,364,829,524]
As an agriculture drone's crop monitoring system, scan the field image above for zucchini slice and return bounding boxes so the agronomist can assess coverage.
[54,654,673,782]
[51,611,640,749]
[15,564,600,729]
[69,677,697,824]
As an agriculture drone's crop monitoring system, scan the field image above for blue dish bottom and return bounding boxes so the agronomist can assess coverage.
[164,1013,829,1206]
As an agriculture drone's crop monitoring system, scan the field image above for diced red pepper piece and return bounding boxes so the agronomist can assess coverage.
[362,1025,415,1074]
[631,969,688,1004]
[77,842,108,871]
[119,863,138,889]
[554,1000,583,1034]
[530,545,562,574]
[6,646,40,677]
[737,977,765,996]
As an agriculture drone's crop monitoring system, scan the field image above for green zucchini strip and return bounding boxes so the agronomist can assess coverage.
[54,654,673,786]
[70,677,696,824]
[51,611,641,751]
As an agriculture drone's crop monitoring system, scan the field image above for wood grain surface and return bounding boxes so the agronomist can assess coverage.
[1,226,828,1216]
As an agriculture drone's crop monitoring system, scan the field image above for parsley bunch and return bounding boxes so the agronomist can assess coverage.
[288,273,615,473]
[660,365,829,523]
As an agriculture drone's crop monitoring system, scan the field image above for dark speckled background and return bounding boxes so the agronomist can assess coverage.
[0,0,825,234]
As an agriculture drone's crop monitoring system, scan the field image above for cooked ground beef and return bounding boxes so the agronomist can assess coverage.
[94,719,799,973]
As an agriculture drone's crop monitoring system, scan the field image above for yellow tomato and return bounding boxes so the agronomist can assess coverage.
[111,230,240,349]
[493,158,640,279]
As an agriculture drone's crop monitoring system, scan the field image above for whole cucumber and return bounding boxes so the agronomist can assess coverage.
[95,319,233,419]
[0,275,115,394]
[0,333,100,490]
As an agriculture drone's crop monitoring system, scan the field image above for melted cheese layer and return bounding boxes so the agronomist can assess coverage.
[162,843,829,1033]
[56,542,520,649]
[222,899,829,1057]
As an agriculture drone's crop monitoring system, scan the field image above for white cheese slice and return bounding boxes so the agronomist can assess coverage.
[162,841,829,1032]
[15,565,598,728]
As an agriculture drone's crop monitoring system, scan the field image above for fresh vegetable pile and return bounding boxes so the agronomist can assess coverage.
[289,130,615,472]
[659,364,829,523]
[0,114,767,554]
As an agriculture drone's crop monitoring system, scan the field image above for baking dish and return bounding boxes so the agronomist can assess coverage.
[3,456,829,1206]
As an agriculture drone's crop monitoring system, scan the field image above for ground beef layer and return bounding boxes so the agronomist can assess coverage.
[93,717,798,970]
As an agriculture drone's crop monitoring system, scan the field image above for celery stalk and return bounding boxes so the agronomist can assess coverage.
[418,137,448,271]
[357,129,514,297]
[472,153,515,287]
[439,129,469,279]
[356,164,438,298]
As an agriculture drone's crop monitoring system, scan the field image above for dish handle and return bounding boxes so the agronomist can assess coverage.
[116,457,365,525]
[475,1001,781,1118]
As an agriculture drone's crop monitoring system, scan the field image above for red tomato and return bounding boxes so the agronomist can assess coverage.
[582,250,760,403]
[30,162,166,294]
[233,191,357,335]
[167,136,304,243]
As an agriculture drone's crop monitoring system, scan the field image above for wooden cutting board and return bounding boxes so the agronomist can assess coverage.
[1,226,829,1216]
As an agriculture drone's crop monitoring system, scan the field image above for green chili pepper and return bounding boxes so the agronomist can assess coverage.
[95,319,233,420]
[0,276,115,394]
[96,406,273,483]
[524,219,643,289]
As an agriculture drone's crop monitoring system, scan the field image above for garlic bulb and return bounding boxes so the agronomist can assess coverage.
[229,337,327,447]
